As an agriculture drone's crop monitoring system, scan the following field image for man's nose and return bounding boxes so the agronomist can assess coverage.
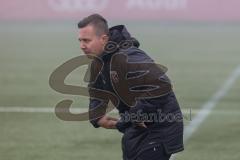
[80,43,86,49]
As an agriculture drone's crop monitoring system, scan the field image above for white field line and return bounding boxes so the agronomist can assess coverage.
[0,105,201,115]
[0,106,55,113]
[184,65,240,142]
[0,106,238,115]
[0,107,107,113]
[170,65,240,160]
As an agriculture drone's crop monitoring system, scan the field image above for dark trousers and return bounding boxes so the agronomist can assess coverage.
[136,144,171,160]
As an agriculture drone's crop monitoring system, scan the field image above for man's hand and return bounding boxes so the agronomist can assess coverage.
[135,122,147,128]
[97,116,119,129]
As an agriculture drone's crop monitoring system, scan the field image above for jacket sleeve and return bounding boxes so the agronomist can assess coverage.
[89,98,102,128]
[116,117,131,133]
[87,60,105,128]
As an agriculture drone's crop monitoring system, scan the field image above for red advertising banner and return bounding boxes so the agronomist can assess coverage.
[1,0,240,21]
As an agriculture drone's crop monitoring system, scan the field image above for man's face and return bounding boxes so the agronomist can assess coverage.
[78,25,108,56]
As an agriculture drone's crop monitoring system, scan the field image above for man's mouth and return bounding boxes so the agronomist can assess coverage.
[83,50,90,54]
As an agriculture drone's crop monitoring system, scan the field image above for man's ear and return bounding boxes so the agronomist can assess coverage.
[101,35,109,44]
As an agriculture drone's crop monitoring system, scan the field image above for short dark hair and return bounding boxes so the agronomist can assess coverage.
[78,14,109,36]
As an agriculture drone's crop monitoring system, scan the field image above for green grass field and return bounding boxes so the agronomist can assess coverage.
[0,22,240,160]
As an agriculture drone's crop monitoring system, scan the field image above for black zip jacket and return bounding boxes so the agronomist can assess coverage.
[88,25,184,160]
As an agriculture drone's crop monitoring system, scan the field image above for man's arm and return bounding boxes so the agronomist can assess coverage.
[98,115,147,130]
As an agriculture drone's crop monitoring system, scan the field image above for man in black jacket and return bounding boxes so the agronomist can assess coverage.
[78,14,184,160]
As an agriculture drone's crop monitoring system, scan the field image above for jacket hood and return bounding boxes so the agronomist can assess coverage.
[109,25,140,47]
[108,25,140,48]
[101,25,140,57]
